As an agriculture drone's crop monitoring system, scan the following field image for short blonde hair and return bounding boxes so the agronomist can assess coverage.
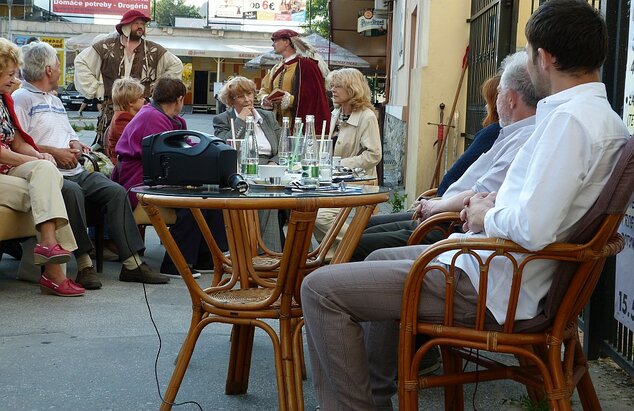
[0,38,21,76]
[218,76,256,107]
[326,68,373,113]
[112,77,144,111]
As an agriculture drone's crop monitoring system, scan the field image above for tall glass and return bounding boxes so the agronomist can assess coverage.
[318,139,333,183]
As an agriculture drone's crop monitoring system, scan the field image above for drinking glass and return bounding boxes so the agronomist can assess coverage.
[318,139,333,183]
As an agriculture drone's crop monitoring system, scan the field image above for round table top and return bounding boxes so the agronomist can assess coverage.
[133,184,391,210]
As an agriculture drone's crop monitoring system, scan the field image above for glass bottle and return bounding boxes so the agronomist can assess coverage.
[301,115,319,185]
[241,115,259,178]
[290,116,304,172]
[278,117,292,170]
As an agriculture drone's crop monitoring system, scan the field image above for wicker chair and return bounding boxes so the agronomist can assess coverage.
[398,137,634,410]
[207,207,353,286]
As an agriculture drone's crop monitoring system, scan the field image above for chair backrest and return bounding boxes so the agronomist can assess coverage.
[514,136,634,333]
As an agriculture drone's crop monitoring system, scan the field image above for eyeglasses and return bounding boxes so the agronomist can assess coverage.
[233,93,254,100]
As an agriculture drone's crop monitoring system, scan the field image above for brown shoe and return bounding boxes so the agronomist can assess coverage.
[75,266,102,290]
[119,262,169,284]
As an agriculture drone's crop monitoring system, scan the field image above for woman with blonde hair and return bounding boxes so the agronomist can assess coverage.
[0,38,83,296]
[313,67,382,251]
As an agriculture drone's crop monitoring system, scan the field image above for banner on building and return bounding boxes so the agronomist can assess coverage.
[51,0,150,17]
[208,0,306,26]
[615,0,634,330]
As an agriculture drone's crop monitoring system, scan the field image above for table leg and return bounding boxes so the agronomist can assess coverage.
[225,324,255,394]
[331,203,378,264]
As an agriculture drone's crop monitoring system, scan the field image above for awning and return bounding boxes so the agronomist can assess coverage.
[245,33,369,69]
[65,33,274,60]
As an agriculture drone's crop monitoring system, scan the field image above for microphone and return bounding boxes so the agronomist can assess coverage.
[227,173,249,193]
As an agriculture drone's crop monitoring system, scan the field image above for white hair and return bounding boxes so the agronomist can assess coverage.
[21,41,58,82]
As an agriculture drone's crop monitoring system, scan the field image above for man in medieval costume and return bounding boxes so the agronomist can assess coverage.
[258,29,331,130]
[74,10,183,148]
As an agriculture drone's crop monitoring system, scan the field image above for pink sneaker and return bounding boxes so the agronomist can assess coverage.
[34,243,72,265]
[39,274,85,297]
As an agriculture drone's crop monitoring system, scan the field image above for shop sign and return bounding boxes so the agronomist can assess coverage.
[357,9,387,36]
[52,0,150,17]
[41,37,65,49]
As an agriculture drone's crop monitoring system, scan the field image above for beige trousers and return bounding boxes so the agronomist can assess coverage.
[4,161,77,251]
[313,207,348,258]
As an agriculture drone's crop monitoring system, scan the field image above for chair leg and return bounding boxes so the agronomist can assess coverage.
[290,318,307,380]
[225,324,255,395]
[292,319,306,411]
[138,225,146,243]
[574,345,600,410]
[520,347,547,404]
[94,214,104,273]
[160,314,206,411]
[441,347,464,411]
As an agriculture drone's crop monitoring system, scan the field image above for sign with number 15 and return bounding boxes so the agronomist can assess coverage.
[616,1,634,330]
[615,202,634,329]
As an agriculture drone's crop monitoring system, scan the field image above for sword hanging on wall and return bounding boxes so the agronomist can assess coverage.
[430,46,469,188]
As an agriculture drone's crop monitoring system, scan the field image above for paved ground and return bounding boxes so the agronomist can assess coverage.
[0,109,632,410]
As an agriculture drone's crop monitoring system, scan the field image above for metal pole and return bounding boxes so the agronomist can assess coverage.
[7,0,12,41]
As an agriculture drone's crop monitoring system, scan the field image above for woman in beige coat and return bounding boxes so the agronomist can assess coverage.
[313,68,382,251]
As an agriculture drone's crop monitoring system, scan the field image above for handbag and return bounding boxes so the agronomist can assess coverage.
[81,151,115,178]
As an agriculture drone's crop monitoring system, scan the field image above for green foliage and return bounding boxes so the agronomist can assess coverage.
[388,191,408,213]
[71,122,96,132]
[154,0,201,27]
[517,395,549,411]
[303,0,330,38]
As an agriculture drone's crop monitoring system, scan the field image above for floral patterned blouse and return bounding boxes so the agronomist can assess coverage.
[0,97,16,175]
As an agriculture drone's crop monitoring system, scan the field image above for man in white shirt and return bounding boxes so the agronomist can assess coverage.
[351,50,540,262]
[300,1,630,409]
[13,41,170,289]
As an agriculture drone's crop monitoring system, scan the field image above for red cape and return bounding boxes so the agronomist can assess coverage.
[292,57,331,132]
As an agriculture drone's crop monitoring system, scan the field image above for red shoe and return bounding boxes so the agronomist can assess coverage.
[34,243,72,265]
[39,274,85,297]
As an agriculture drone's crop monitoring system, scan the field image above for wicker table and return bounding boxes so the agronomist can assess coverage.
[134,184,390,410]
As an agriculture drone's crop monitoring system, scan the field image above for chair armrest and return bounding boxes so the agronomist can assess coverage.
[419,188,437,199]
[401,232,625,333]
[406,211,462,246]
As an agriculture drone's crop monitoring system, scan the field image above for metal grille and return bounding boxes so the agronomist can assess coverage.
[464,0,516,141]
[530,0,604,13]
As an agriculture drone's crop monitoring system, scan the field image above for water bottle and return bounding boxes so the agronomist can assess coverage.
[301,115,319,185]
[278,117,291,170]
[241,116,259,178]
